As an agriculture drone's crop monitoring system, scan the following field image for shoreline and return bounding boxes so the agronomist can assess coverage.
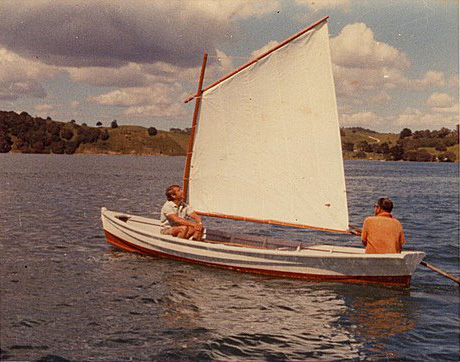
[2,151,458,163]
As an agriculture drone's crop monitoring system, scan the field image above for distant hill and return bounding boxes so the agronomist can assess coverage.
[0,110,458,162]
[0,110,189,156]
[340,126,458,162]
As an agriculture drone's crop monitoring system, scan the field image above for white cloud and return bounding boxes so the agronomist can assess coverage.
[70,101,80,109]
[34,103,53,112]
[330,23,412,102]
[411,71,446,89]
[339,111,384,128]
[368,91,391,104]
[68,63,148,88]
[427,92,454,108]
[330,22,452,116]
[0,48,59,100]
[393,107,459,130]
[250,40,279,59]
[88,84,186,118]
[331,23,409,70]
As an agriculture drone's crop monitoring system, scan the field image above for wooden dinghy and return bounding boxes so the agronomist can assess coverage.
[101,17,427,287]
[101,208,425,287]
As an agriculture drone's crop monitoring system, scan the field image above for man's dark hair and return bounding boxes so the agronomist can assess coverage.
[377,197,393,212]
[165,184,180,201]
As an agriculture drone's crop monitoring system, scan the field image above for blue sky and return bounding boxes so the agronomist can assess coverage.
[0,0,458,132]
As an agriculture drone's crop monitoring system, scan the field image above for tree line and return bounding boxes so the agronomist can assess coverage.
[342,126,458,162]
[0,111,109,154]
[1,110,457,161]
[0,111,162,154]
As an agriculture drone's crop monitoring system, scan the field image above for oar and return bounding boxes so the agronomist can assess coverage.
[420,261,460,285]
[348,225,460,285]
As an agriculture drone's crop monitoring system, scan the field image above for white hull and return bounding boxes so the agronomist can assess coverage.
[101,208,425,286]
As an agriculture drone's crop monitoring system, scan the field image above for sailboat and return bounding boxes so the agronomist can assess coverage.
[101,17,425,287]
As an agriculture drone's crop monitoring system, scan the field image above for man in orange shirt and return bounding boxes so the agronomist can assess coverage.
[361,197,405,254]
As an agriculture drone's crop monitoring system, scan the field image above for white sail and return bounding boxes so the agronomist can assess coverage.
[189,21,349,232]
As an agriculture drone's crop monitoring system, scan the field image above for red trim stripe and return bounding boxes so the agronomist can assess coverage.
[104,231,411,287]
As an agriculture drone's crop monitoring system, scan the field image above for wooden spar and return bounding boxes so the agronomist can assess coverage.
[420,261,460,284]
[183,52,208,202]
[196,211,352,235]
[184,16,329,104]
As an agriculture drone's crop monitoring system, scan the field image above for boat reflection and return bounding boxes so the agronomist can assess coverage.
[102,250,419,360]
[346,290,418,358]
[156,267,364,360]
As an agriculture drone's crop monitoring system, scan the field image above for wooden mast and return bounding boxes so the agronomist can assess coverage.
[181,18,349,235]
[183,52,208,202]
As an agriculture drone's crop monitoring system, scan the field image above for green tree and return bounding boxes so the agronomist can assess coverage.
[342,141,354,152]
[399,128,412,139]
[389,144,404,161]
[148,127,158,136]
[101,130,109,141]
[61,128,73,140]
[354,151,367,159]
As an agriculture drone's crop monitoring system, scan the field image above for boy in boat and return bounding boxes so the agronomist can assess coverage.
[160,184,204,241]
[361,197,405,254]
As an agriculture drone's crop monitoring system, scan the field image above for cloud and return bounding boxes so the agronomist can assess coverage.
[330,22,452,113]
[0,48,59,100]
[427,92,454,108]
[34,103,54,112]
[0,0,280,68]
[411,71,446,89]
[393,107,459,130]
[330,23,411,100]
[295,0,351,11]
[331,23,409,70]
[215,49,234,74]
[88,84,186,118]
[68,63,150,88]
[70,101,80,109]
[339,111,384,128]
[426,92,459,114]
[250,40,279,59]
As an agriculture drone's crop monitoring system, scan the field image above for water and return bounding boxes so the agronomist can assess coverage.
[1,154,458,361]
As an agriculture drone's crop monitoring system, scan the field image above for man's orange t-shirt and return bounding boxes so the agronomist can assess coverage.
[361,212,405,254]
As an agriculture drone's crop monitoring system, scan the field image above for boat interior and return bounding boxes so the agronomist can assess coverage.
[113,213,365,254]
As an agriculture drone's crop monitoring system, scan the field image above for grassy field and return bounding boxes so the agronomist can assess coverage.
[76,126,189,156]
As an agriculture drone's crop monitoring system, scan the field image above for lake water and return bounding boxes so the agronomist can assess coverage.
[1,154,458,361]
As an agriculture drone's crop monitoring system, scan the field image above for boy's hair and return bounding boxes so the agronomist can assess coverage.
[377,197,393,212]
[165,184,180,201]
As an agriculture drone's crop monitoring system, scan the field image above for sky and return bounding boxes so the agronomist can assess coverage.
[0,0,458,132]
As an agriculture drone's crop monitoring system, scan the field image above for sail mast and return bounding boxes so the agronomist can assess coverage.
[186,18,349,234]
[183,52,208,202]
